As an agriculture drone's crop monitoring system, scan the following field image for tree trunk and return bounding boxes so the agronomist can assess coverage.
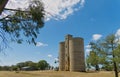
[113,61,118,77]
[0,0,9,15]
[113,53,118,77]
[95,64,99,71]
[112,44,118,77]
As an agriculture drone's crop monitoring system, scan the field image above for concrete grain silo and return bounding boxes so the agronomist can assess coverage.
[59,42,65,71]
[69,37,85,72]
[59,34,85,72]
[65,34,72,71]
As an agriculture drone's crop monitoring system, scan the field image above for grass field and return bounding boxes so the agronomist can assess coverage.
[0,71,118,77]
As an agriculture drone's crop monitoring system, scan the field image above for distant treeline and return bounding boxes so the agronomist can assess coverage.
[0,60,57,71]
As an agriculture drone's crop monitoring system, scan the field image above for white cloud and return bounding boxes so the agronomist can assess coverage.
[36,42,48,47]
[85,45,91,49]
[85,49,91,55]
[43,0,85,20]
[55,58,59,61]
[115,29,120,44]
[92,34,102,41]
[115,29,120,37]
[48,54,53,58]
[6,0,30,10]
[85,45,91,55]
[5,0,85,20]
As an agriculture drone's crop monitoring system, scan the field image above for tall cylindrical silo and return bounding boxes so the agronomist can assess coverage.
[65,34,72,71]
[59,42,65,71]
[69,37,85,72]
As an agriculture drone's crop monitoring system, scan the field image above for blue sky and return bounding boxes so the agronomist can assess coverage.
[0,0,120,66]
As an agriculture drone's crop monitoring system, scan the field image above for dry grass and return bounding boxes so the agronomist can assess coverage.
[0,71,118,77]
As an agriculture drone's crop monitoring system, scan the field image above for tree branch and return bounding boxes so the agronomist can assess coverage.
[4,8,29,12]
[0,0,9,15]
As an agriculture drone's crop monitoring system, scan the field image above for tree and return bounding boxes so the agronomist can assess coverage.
[16,62,26,70]
[11,65,19,71]
[37,60,49,70]
[87,51,99,71]
[101,34,119,77]
[0,60,50,71]
[114,44,120,62]
[0,0,45,51]
[113,44,120,71]
[102,61,113,71]
[87,41,105,71]
[88,34,120,77]
[24,61,38,70]
[87,34,120,77]
[16,61,39,71]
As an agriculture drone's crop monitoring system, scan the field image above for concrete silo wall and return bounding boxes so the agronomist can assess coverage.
[69,37,85,72]
[59,42,65,71]
[65,35,72,71]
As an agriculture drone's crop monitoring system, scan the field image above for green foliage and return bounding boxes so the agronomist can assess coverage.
[16,61,38,70]
[102,63,113,71]
[11,65,19,71]
[87,34,120,77]
[87,41,106,71]
[16,62,25,68]
[0,66,11,71]
[102,34,118,74]
[0,0,44,46]
[87,51,100,71]
[0,60,50,71]
[37,60,49,70]
[87,51,99,66]
[113,45,120,63]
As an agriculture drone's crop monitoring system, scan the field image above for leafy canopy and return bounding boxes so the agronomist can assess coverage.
[0,0,44,45]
